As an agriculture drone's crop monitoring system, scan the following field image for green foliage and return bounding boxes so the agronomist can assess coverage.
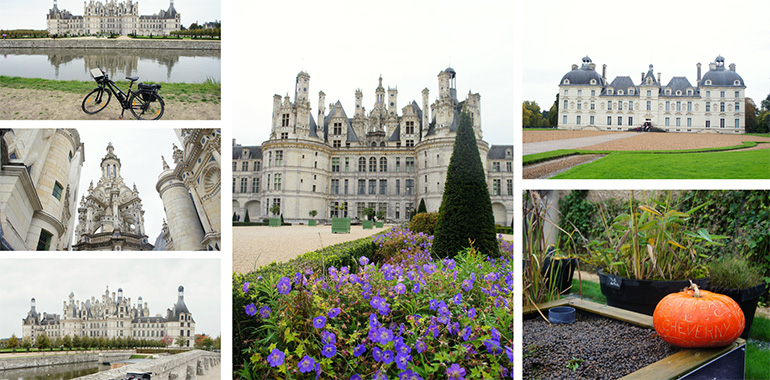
[417,198,427,214]
[244,210,250,223]
[549,93,559,127]
[308,210,318,218]
[523,101,548,127]
[747,341,770,380]
[175,337,187,347]
[232,212,237,221]
[21,337,32,350]
[362,207,375,220]
[707,255,765,290]
[434,111,499,258]
[757,110,770,134]
[746,98,760,133]
[270,203,280,216]
[751,316,770,342]
[557,190,595,254]
[0,29,49,38]
[409,212,439,236]
[7,334,18,350]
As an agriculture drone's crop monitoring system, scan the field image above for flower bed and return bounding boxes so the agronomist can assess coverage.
[234,228,513,379]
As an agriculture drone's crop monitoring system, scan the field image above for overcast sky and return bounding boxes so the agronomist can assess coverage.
[230,0,514,148]
[0,0,220,30]
[0,258,220,339]
[74,127,181,248]
[523,0,770,111]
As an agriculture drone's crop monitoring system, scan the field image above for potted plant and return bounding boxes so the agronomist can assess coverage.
[706,255,767,339]
[375,210,386,228]
[308,210,318,226]
[269,204,281,227]
[585,191,727,315]
[362,207,375,229]
[331,202,350,233]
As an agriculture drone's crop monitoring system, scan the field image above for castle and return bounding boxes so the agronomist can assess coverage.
[46,0,181,36]
[232,68,513,225]
[22,285,195,347]
[557,55,746,133]
[73,143,153,251]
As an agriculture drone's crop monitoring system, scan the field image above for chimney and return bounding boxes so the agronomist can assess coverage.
[657,72,661,83]
[697,63,702,82]
[589,63,596,71]
[602,64,607,81]
[729,63,736,72]
[571,64,578,70]
[641,72,644,82]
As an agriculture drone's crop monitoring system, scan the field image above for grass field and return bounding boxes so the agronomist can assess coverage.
[551,149,770,179]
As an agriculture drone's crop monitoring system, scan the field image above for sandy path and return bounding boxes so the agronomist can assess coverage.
[523,154,606,179]
[581,132,770,151]
[233,225,387,274]
[0,87,219,120]
[523,130,622,143]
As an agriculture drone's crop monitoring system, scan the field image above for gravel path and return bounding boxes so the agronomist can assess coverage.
[523,154,605,179]
[523,313,679,379]
[581,132,770,151]
[522,133,637,155]
[233,225,386,274]
[523,130,624,143]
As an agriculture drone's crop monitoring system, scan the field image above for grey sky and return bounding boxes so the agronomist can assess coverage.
[75,127,180,247]
[0,258,220,339]
[0,0,220,30]
[523,0,770,113]
[231,0,514,148]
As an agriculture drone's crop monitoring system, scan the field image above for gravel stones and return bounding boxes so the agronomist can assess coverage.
[523,312,680,380]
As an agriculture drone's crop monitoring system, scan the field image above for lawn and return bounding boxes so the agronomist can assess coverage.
[570,278,770,379]
[551,149,770,179]
[0,76,221,99]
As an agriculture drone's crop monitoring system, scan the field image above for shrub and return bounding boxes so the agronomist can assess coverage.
[371,227,433,265]
[433,110,499,258]
[409,212,439,236]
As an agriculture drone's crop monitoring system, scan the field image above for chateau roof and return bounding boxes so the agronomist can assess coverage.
[488,145,513,160]
[701,59,745,87]
[661,77,697,97]
[132,316,165,323]
[232,145,262,160]
[602,76,638,96]
[641,64,659,86]
[560,57,603,86]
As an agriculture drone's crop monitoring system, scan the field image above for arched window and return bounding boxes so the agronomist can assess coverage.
[380,157,388,172]
[358,157,366,172]
[369,157,377,172]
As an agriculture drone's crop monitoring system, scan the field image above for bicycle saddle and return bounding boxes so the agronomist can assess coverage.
[126,76,139,82]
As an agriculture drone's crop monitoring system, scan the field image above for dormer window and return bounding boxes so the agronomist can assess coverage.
[629,89,634,95]
[590,79,597,85]
[646,78,652,85]
[563,79,570,85]
[705,79,712,85]
[734,80,741,85]
[676,90,681,96]
[607,89,614,95]
[666,89,671,95]
[687,89,693,96]
[618,90,624,95]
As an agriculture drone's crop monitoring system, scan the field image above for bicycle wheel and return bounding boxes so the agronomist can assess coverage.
[128,92,165,120]
[82,87,111,114]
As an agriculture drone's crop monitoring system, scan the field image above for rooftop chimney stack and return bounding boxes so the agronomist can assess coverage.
[729,63,736,72]
[602,64,607,81]
[697,63,702,83]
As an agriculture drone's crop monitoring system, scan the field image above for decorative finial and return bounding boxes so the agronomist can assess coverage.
[161,155,170,170]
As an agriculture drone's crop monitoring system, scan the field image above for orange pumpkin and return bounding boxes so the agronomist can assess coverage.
[653,283,744,348]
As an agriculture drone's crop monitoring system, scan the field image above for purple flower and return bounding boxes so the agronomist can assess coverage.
[395,342,411,356]
[321,330,336,344]
[351,375,362,380]
[377,303,391,316]
[373,347,383,362]
[322,344,336,358]
[377,327,395,344]
[462,279,473,292]
[484,272,499,282]
[437,301,449,316]
[395,353,411,370]
[277,277,292,295]
[373,370,388,380]
[370,296,384,310]
[369,313,380,329]
[353,343,366,357]
[467,308,477,320]
[412,282,421,293]
[484,339,502,354]
[244,303,257,316]
[491,327,501,341]
[359,256,369,266]
[462,326,471,341]
[242,282,249,294]
[328,308,341,318]
[315,362,321,380]
[313,316,326,329]
[259,306,271,319]
[382,349,394,364]
[447,363,467,380]
[297,355,315,373]
[429,299,438,310]
[394,283,406,295]
[398,370,423,380]
[266,348,284,367]
[452,293,462,305]
[415,339,426,353]
[506,345,513,363]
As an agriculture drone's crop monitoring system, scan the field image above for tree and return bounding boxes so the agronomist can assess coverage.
[244,209,250,223]
[376,209,386,221]
[417,198,427,214]
[308,210,318,218]
[213,336,221,350]
[549,93,559,127]
[232,212,237,221]
[8,334,18,351]
[432,110,499,258]
[762,93,770,111]
[362,207,375,221]
[175,336,188,347]
[21,337,32,351]
[36,333,50,350]
[72,335,81,350]
[746,98,759,133]
[53,336,63,350]
[270,203,280,216]
[62,335,72,350]
[522,101,546,127]
[757,110,770,134]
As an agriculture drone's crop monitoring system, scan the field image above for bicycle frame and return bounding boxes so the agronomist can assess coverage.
[96,76,133,108]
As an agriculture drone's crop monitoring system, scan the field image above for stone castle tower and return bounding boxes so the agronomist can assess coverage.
[72,143,153,251]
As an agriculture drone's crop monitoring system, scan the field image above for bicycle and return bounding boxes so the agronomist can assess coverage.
[82,66,165,120]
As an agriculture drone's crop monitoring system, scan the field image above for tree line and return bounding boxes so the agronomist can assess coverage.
[0,30,49,38]
[2,333,170,351]
[170,28,220,38]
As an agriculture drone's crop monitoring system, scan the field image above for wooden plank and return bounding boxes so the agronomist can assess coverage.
[567,298,653,328]
[620,341,743,380]
[522,298,568,315]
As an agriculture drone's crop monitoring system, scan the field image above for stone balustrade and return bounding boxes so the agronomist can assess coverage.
[76,350,220,380]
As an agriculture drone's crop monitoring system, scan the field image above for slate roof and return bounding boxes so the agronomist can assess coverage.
[232,145,262,160]
[324,101,358,142]
[602,76,638,96]
[701,61,745,87]
[560,57,603,86]
[661,77,698,97]
[641,64,659,86]
[488,145,513,160]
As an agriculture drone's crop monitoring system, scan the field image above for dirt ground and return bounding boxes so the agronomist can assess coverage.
[523,154,606,179]
[581,132,770,151]
[0,87,220,120]
[523,130,620,143]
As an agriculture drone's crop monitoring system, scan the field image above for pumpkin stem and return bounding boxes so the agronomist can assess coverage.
[689,279,700,298]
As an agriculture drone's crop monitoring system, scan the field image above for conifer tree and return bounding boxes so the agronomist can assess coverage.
[433,110,499,258]
[417,198,427,214]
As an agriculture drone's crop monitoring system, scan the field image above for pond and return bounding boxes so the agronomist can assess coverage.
[0,361,111,380]
[0,47,220,83]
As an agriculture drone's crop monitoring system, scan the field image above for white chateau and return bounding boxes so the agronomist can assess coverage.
[46,0,181,36]
[558,55,746,133]
[156,129,221,251]
[73,143,153,251]
[0,129,84,251]
[233,68,514,225]
[22,286,195,347]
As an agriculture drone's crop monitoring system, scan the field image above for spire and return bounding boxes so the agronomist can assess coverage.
[161,155,170,170]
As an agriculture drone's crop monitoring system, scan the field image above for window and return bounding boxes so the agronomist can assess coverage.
[706,91,711,98]
[333,122,342,135]
[665,117,670,127]
[562,115,567,124]
[646,101,651,111]
[607,116,612,126]
[665,101,670,111]
[232,178,236,192]
[577,100,582,110]
[706,119,711,128]
[395,179,400,195]
[233,162,237,171]
[281,132,288,140]
[358,157,366,172]
[666,89,671,95]
[406,140,414,147]
[252,178,260,193]
[720,118,725,128]
[358,180,365,195]
[720,91,725,98]
[628,117,633,126]
[492,162,501,172]
[564,90,568,95]
[405,179,414,195]
[405,157,415,172]
[331,179,339,195]
[687,118,692,127]
[590,101,595,110]
[37,229,53,251]
[275,151,283,166]
[255,161,261,171]
[618,102,622,111]
[242,162,248,171]
[591,90,595,96]
[274,174,281,190]
[395,157,401,172]
[706,102,711,112]
[333,140,341,148]
[735,102,740,112]
[646,90,651,97]
[577,90,582,96]
[344,158,349,172]
[618,116,622,126]
[735,119,740,129]
[369,157,377,172]
[369,180,376,194]
[493,179,501,196]
[687,101,692,112]
[405,121,414,135]
[676,117,681,127]
[379,180,387,195]
[380,157,387,172]
[608,89,614,95]
[506,162,512,172]
[331,157,340,172]
[507,180,513,196]
[576,115,581,125]
[52,182,63,201]
[563,99,568,109]
[735,91,740,98]
[629,101,633,111]
[676,101,681,111]
[687,89,693,96]
[282,113,289,127]
[607,101,612,110]
[720,102,725,112]
[590,115,595,125]
[240,178,247,193]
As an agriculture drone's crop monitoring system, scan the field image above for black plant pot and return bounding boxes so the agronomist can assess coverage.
[598,269,708,316]
[542,257,577,295]
[707,282,767,340]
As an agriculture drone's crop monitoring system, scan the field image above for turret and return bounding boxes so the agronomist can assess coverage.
[156,157,205,250]
[421,88,430,135]
[375,76,385,108]
[295,71,310,104]
[355,89,363,117]
[388,87,398,116]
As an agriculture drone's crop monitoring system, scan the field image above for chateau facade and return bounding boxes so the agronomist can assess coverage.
[46,0,181,36]
[22,286,195,347]
[73,143,153,251]
[233,69,513,225]
[558,55,745,133]
[156,129,221,251]
[0,129,84,251]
